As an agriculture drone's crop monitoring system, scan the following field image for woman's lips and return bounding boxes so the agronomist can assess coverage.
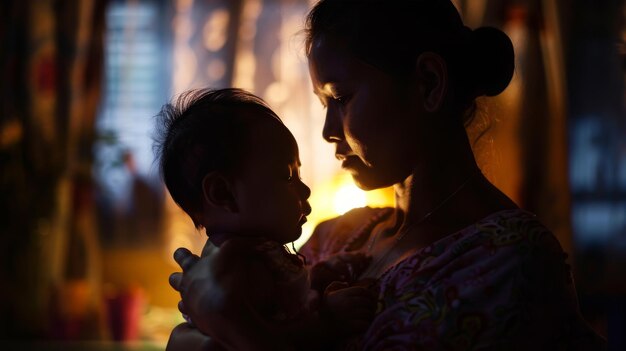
[341,155,362,170]
[335,145,355,161]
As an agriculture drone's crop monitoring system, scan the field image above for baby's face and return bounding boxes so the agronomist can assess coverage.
[231,116,312,244]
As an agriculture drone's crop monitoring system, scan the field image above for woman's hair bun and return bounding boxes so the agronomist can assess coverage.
[469,26,515,97]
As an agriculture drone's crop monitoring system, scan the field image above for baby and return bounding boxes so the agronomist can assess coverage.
[155,88,375,349]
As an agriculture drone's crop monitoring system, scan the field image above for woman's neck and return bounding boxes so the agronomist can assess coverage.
[391,124,508,234]
[394,164,479,227]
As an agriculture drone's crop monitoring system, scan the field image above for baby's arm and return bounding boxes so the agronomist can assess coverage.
[309,252,372,292]
[304,252,377,340]
[322,281,378,336]
[279,282,377,350]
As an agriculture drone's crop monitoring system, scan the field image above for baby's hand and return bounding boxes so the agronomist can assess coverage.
[323,281,377,336]
[310,252,372,291]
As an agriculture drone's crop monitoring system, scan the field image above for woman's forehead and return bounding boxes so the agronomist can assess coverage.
[309,37,355,83]
[309,36,382,95]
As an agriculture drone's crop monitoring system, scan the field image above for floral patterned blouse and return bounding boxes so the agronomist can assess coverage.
[300,207,604,350]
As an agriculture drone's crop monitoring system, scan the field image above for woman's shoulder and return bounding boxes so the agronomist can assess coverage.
[475,208,549,233]
[472,208,565,256]
[441,208,568,274]
[363,209,582,350]
[300,206,392,264]
[480,208,572,280]
[377,208,572,306]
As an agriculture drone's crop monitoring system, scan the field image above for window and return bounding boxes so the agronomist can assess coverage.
[95,0,170,246]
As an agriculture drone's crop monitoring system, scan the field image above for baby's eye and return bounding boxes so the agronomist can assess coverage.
[333,94,351,105]
[294,166,302,180]
[285,164,302,182]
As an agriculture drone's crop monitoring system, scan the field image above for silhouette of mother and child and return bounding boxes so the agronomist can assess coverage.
[155,0,606,349]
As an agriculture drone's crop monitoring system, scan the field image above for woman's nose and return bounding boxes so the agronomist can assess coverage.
[322,105,343,143]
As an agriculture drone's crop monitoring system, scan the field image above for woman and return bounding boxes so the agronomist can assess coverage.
[168,0,604,349]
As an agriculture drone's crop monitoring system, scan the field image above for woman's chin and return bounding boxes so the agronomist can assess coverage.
[345,159,400,191]
[350,172,389,191]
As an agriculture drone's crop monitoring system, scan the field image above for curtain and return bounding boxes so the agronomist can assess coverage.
[458,0,625,339]
[0,0,107,339]
[456,0,573,255]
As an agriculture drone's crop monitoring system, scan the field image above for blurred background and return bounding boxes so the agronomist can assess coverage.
[0,0,624,349]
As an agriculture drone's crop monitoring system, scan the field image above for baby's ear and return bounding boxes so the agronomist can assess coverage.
[201,171,238,212]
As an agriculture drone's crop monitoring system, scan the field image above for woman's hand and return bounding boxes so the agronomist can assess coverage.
[169,246,245,349]
[168,247,200,320]
[166,248,214,351]
[166,322,217,351]
[168,242,291,350]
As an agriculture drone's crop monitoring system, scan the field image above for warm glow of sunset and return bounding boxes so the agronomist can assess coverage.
[333,182,367,214]
[294,174,395,249]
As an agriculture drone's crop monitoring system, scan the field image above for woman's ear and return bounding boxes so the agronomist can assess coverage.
[201,172,238,213]
[415,52,448,113]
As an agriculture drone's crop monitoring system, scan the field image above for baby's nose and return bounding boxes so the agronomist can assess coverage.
[299,180,311,200]
[302,201,312,216]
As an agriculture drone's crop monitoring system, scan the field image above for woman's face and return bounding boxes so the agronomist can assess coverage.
[308,37,428,190]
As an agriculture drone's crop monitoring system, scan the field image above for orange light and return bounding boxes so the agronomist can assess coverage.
[294,173,394,249]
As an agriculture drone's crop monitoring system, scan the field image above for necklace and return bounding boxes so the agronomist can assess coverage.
[363,174,475,276]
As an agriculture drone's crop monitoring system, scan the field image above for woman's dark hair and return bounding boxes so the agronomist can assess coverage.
[154,88,280,228]
[305,0,514,126]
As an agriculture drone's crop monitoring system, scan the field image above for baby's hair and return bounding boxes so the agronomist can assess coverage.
[305,0,514,126]
[154,88,280,228]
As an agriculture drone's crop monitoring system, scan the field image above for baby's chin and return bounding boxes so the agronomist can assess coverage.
[207,232,235,247]
[208,231,293,247]
[244,228,301,245]
[274,228,303,245]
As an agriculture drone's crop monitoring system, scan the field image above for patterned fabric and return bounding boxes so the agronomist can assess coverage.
[300,208,602,350]
[1,0,107,338]
[215,238,310,323]
[252,240,311,322]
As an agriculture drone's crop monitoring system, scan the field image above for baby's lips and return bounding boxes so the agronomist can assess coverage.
[302,202,312,216]
[298,216,308,226]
